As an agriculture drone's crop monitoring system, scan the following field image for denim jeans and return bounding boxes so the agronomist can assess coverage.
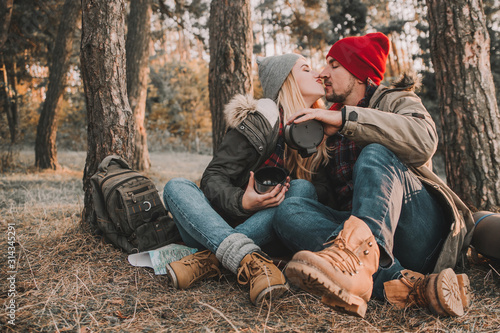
[274,143,448,299]
[163,178,317,257]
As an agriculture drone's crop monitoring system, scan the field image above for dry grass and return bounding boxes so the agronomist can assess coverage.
[1,150,499,332]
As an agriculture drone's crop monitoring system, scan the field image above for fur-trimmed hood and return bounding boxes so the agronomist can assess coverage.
[224,94,279,129]
[389,71,421,91]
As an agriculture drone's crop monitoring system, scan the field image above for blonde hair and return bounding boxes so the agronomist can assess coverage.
[277,70,329,181]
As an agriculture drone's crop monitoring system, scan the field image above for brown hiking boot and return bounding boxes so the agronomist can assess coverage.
[285,216,380,317]
[384,268,471,317]
[237,251,289,305]
[166,250,221,289]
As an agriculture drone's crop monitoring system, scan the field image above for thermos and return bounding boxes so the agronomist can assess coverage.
[284,119,324,158]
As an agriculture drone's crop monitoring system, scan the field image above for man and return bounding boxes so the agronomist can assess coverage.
[274,32,475,318]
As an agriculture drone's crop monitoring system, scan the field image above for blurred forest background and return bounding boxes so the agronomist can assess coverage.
[1,0,499,209]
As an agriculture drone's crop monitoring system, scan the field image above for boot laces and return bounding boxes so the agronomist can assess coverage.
[237,252,273,288]
[182,251,220,280]
[319,237,362,275]
[403,275,430,308]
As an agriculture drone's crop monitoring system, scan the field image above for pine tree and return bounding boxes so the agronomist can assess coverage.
[426,0,500,209]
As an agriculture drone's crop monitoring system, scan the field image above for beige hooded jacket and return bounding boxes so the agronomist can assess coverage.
[340,74,474,272]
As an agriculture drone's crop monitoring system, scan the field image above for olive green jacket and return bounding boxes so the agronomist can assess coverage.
[340,75,474,272]
[200,95,330,226]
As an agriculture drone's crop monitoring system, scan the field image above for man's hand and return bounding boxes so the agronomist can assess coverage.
[241,171,290,212]
[287,108,343,136]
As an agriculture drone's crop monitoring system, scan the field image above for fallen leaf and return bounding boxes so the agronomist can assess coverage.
[115,310,131,319]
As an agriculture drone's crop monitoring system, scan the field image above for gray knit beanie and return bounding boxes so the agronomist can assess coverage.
[257,53,301,101]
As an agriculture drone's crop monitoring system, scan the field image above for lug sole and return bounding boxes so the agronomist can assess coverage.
[321,293,367,318]
[165,263,179,289]
[456,273,471,311]
[427,268,464,317]
[254,283,289,306]
[285,260,368,317]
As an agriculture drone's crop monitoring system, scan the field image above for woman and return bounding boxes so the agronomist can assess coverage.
[162,53,329,306]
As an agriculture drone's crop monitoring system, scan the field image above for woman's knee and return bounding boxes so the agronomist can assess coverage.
[163,178,198,206]
[164,178,198,196]
[164,177,194,192]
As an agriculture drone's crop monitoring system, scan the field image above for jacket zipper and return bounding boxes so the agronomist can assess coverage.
[242,121,265,151]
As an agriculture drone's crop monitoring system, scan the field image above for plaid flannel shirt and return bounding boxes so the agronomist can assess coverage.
[326,81,378,210]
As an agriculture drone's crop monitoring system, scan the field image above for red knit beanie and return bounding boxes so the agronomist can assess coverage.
[327,32,390,85]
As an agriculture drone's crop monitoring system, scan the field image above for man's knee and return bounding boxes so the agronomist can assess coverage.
[288,179,317,199]
[275,197,303,228]
[359,144,394,162]
[355,144,400,170]
[289,178,314,189]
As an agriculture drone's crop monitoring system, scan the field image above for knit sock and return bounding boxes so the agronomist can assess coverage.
[216,233,260,274]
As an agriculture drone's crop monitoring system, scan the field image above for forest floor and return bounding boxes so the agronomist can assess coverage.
[1,150,499,332]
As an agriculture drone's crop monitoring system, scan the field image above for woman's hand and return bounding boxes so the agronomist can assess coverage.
[241,172,290,212]
[287,108,343,136]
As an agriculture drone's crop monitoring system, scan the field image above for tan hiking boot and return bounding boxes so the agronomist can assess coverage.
[237,251,289,305]
[285,216,380,317]
[384,268,471,316]
[166,250,221,289]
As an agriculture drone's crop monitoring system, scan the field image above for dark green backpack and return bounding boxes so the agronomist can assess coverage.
[91,155,180,253]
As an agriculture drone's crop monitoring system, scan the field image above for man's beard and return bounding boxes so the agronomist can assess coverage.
[325,76,356,104]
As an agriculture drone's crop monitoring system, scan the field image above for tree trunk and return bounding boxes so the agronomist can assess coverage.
[2,60,18,144]
[0,0,13,49]
[34,0,80,170]
[81,0,134,226]
[426,0,500,210]
[208,0,253,153]
[126,0,151,171]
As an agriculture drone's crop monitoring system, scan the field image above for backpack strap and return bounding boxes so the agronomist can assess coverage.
[98,155,131,172]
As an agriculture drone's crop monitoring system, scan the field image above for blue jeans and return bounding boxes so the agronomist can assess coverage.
[163,178,318,257]
[274,144,448,299]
